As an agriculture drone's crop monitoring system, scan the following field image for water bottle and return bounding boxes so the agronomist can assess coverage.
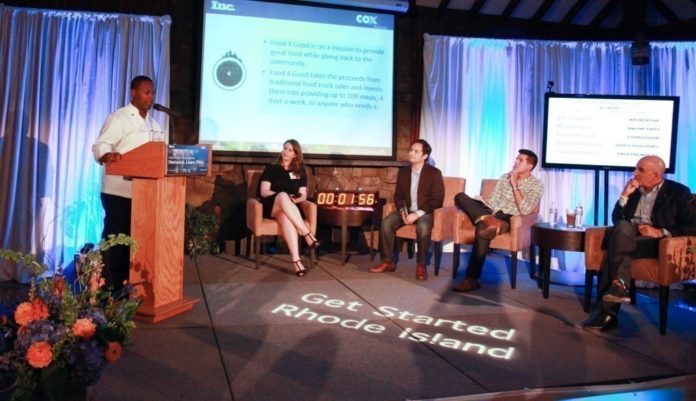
[548,204,557,226]
[575,203,583,228]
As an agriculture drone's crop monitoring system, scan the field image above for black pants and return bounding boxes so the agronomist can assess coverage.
[598,220,659,315]
[380,211,433,265]
[100,193,132,292]
[454,192,511,279]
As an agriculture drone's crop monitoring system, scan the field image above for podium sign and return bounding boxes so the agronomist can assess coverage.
[167,145,211,175]
[106,142,211,323]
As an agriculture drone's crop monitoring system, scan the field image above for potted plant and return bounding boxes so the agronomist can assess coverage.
[0,234,139,401]
[184,204,220,259]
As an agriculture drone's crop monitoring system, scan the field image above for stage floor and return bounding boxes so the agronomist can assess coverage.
[76,251,696,400]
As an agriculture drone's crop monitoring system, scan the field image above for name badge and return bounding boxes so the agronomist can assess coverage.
[289,172,300,180]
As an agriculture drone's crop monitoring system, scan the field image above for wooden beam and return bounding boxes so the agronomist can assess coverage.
[532,0,555,21]
[647,0,680,24]
[502,0,523,19]
[589,0,621,30]
[621,0,646,34]
[561,0,590,25]
[437,0,451,13]
[470,0,487,14]
[436,0,451,17]
[416,3,696,40]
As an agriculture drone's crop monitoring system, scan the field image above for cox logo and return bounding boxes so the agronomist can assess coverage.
[355,14,378,25]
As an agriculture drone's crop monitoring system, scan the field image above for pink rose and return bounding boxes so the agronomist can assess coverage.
[71,318,97,339]
[14,302,35,326]
[52,276,66,297]
[32,299,49,320]
[27,341,53,368]
[104,341,122,363]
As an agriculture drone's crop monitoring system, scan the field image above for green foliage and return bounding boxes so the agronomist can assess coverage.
[184,204,220,259]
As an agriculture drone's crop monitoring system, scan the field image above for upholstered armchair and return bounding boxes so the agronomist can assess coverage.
[584,226,696,335]
[383,176,466,275]
[451,179,540,288]
[245,169,317,269]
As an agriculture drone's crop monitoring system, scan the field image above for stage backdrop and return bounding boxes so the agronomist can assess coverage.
[0,5,171,282]
[420,35,696,280]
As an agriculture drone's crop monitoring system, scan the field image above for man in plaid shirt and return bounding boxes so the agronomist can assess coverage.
[452,149,544,292]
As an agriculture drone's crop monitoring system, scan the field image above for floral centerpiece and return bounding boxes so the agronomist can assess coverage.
[0,234,140,401]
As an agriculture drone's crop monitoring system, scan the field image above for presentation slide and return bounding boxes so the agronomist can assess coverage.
[198,0,395,158]
[543,95,679,171]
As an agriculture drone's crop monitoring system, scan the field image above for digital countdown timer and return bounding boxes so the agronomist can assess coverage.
[315,191,379,207]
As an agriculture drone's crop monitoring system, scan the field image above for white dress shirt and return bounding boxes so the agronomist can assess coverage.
[409,168,425,217]
[92,103,164,198]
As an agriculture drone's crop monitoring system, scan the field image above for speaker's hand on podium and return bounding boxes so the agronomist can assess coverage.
[99,152,122,165]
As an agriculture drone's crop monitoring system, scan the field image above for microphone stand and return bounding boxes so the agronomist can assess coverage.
[168,115,176,145]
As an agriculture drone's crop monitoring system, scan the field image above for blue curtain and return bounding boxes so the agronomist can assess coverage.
[420,35,696,279]
[0,5,171,281]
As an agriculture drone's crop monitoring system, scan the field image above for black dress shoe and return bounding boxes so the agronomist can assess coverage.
[452,277,481,293]
[583,312,618,332]
[602,280,630,303]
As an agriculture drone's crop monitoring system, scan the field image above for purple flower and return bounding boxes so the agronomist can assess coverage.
[80,309,107,326]
[68,339,107,386]
[14,320,65,353]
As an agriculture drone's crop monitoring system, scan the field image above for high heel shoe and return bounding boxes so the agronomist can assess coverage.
[303,232,321,249]
[293,260,307,277]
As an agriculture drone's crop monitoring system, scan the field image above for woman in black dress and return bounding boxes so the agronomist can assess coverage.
[259,139,319,277]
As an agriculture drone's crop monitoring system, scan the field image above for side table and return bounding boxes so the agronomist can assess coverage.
[531,223,589,300]
[317,206,381,265]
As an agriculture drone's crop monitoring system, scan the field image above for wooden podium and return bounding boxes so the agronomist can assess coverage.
[106,142,211,323]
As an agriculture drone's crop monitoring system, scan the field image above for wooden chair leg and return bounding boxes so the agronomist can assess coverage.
[528,245,536,280]
[630,279,637,305]
[510,251,517,289]
[659,285,669,335]
[244,234,252,259]
[254,234,260,270]
[452,244,460,279]
[245,234,252,258]
[433,241,442,276]
[407,239,415,259]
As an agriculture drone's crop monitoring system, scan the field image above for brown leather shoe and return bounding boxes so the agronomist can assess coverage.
[479,216,510,240]
[452,277,481,292]
[370,261,395,273]
[416,264,428,280]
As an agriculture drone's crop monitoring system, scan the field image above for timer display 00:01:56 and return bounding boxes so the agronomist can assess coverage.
[315,191,378,206]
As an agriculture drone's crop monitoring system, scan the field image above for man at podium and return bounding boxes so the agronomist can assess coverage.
[92,75,164,291]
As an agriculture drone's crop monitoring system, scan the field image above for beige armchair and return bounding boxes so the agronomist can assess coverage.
[584,226,696,335]
[383,177,466,275]
[451,179,540,288]
[245,169,317,269]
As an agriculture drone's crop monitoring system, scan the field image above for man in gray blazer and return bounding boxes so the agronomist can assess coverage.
[584,155,696,331]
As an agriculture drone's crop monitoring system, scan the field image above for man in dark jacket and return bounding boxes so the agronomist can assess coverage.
[584,155,696,331]
[370,139,445,280]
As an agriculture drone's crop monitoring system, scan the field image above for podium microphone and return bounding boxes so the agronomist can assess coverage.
[153,103,181,118]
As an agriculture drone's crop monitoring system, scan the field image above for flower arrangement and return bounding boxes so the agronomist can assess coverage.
[0,234,140,401]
